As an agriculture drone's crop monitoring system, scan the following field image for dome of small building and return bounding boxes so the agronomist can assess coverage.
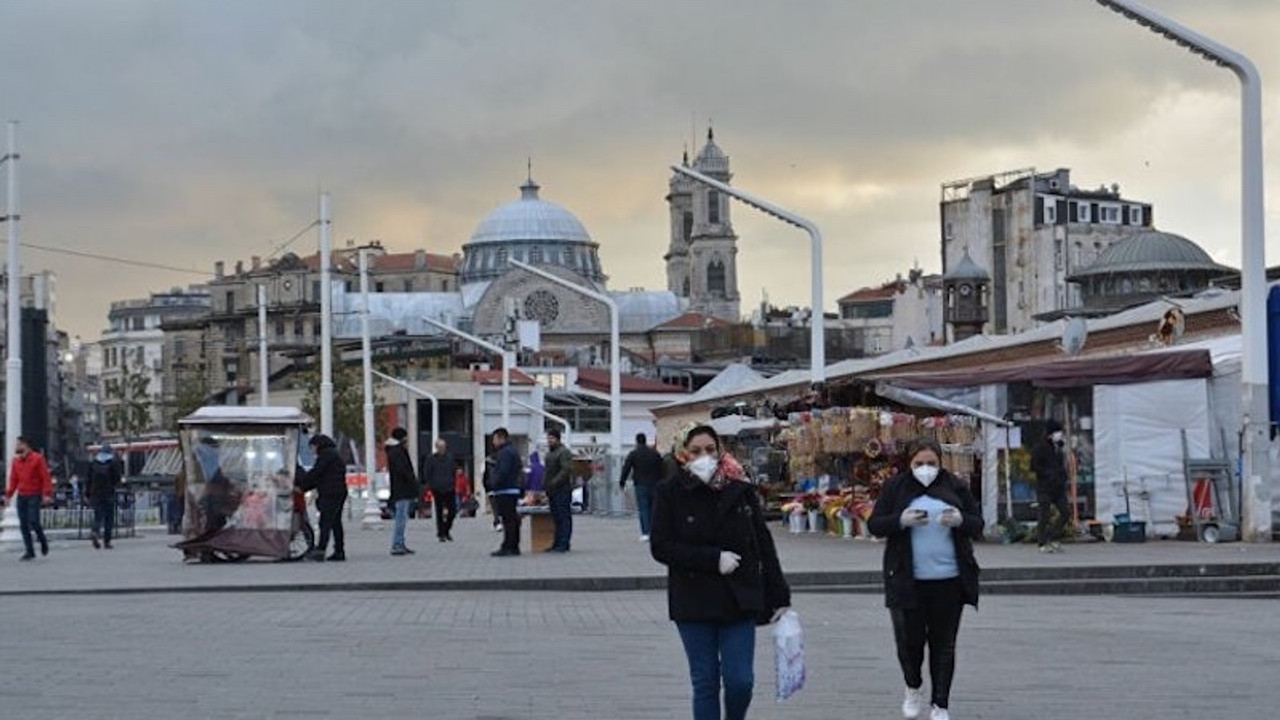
[1069,230,1231,279]
[692,127,729,175]
[943,250,990,281]
[460,176,606,286]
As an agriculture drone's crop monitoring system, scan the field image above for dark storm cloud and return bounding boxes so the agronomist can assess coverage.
[1,0,1276,337]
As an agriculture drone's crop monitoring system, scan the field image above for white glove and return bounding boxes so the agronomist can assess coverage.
[938,506,963,528]
[769,606,790,624]
[900,507,929,528]
[718,551,742,575]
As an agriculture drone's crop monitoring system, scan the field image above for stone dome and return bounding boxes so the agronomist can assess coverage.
[468,179,591,246]
[460,177,606,286]
[1070,230,1231,279]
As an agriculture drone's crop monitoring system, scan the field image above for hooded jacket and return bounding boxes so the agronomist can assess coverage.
[6,450,52,499]
[298,434,347,497]
[651,470,790,624]
[87,451,123,501]
[868,468,983,609]
[385,439,418,502]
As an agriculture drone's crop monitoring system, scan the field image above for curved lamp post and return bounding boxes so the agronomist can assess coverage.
[670,164,826,386]
[1095,0,1270,540]
[421,316,513,430]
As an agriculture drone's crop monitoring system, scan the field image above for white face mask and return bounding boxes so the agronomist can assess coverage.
[686,454,719,483]
[1051,431,1065,444]
[912,465,939,486]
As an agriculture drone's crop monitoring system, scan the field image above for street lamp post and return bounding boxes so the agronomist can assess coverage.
[421,316,513,431]
[1096,0,1270,541]
[357,246,381,529]
[257,284,269,406]
[318,192,334,437]
[670,165,826,386]
[513,399,573,447]
[0,121,23,548]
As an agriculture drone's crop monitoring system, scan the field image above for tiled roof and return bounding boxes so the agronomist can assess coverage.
[576,367,689,394]
[471,368,537,386]
[295,251,459,274]
[654,312,733,330]
[837,285,897,304]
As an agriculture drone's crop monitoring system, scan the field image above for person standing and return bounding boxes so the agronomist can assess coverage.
[620,432,665,542]
[421,439,458,543]
[542,429,574,553]
[86,444,123,549]
[298,434,347,562]
[454,466,472,515]
[868,437,983,720]
[385,427,418,556]
[489,428,523,557]
[651,425,790,720]
[1031,420,1072,553]
[5,436,53,561]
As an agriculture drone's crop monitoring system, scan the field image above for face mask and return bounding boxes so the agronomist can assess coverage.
[912,465,939,486]
[1051,431,1065,443]
[686,454,718,483]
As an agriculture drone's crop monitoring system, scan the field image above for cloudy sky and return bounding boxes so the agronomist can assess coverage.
[2,0,1278,340]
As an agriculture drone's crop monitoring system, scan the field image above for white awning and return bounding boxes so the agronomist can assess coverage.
[875,382,1012,427]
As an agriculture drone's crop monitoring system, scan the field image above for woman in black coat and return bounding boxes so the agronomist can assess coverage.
[868,437,983,720]
[297,433,348,562]
[651,425,790,720]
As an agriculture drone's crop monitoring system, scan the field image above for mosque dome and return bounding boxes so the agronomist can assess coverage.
[460,176,606,286]
[1069,230,1231,279]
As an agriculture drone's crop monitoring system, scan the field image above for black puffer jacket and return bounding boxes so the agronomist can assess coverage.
[867,469,983,609]
[1030,439,1068,498]
[298,435,347,498]
[651,472,790,624]
[385,440,418,502]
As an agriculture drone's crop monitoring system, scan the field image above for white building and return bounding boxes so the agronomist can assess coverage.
[834,270,944,355]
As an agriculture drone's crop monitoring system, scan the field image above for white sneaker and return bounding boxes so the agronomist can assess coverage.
[638,534,650,542]
[902,687,926,719]
[929,704,950,720]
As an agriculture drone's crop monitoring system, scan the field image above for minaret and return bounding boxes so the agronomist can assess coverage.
[665,148,694,298]
[687,127,740,321]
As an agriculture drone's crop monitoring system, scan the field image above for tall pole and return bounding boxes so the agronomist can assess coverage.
[670,165,825,385]
[358,247,380,528]
[318,192,334,437]
[1096,0,1270,541]
[1,121,21,545]
[421,317,511,430]
[257,284,269,407]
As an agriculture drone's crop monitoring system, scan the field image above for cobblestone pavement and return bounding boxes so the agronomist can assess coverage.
[0,589,1275,719]
[2,512,1278,594]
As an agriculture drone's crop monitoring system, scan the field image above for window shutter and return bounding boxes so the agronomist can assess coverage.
[1068,201,1078,223]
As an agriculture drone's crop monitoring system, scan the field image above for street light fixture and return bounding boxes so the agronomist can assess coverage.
[1095,0,1270,541]
[512,399,572,447]
[670,164,827,386]
[372,369,439,449]
[421,316,514,431]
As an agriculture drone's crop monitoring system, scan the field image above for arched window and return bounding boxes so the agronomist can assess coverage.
[496,249,508,268]
[529,246,543,263]
[708,190,720,225]
[682,276,690,296]
[707,259,726,296]
[682,212,693,242]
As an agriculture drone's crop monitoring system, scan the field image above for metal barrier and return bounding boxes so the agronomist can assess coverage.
[37,490,138,540]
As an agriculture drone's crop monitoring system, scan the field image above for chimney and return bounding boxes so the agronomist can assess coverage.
[414,249,426,270]
[251,255,261,271]
[214,261,225,280]
[235,260,244,276]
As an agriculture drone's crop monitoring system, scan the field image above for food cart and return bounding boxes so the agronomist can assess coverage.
[173,406,315,562]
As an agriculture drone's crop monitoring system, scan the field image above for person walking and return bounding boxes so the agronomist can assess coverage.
[385,427,418,555]
[868,437,983,720]
[651,425,790,720]
[1031,420,1072,553]
[542,429,574,552]
[489,428,523,557]
[86,444,123,549]
[620,432,664,542]
[421,439,458,543]
[298,434,347,562]
[5,436,53,561]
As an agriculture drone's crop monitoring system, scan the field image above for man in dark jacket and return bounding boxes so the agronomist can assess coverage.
[543,429,574,552]
[385,428,418,555]
[1030,420,1072,553]
[298,433,348,561]
[420,439,458,543]
[489,427,523,557]
[86,444,123,549]
[620,432,664,542]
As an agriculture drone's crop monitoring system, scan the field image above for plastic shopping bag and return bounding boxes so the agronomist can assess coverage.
[772,609,806,701]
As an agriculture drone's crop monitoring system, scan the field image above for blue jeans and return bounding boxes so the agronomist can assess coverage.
[548,490,572,550]
[16,495,47,557]
[635,483,654,536]
[391,499,412,549]
[676,619,756,720]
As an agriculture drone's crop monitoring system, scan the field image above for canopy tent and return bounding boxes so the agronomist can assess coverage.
[875,348,1213,390]
[874,382,1012,427]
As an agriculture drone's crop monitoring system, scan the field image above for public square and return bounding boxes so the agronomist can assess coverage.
[2,514,1278,719]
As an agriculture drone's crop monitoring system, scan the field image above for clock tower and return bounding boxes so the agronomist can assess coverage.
[943,248,990,343]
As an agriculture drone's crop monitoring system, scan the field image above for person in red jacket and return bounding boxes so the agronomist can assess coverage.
[5,436,53,560]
